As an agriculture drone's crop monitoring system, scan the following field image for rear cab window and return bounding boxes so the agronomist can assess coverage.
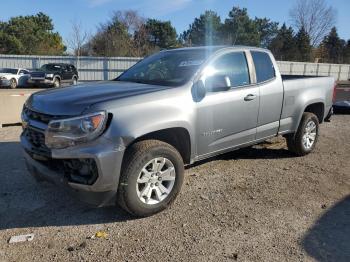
[251,51,275,83]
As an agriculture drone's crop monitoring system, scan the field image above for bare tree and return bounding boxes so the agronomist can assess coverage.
[290,0,336,46]
[66,20,89,57]
[112,10,145,35]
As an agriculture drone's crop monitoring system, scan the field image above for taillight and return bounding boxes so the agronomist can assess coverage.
[332,82,337,103]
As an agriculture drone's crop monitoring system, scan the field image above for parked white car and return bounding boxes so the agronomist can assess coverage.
[0,68,30,89]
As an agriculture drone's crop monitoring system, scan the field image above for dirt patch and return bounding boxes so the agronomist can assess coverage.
[0,115,349,261]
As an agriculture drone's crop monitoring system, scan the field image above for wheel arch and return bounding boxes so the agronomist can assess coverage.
[304,102,325,124]
[127,127,192,165]
[54,75,61,81]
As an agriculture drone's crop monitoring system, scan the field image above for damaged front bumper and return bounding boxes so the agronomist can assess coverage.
[21,133,126,207]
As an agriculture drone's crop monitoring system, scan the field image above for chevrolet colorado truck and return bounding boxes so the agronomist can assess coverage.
[21,46,335,217]
[28,63,78,88]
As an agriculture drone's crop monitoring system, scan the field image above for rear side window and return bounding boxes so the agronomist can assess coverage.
[212,52,250,87]
[251,51,275,83]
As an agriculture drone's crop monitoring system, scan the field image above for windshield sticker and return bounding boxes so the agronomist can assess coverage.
[178,60,204,67]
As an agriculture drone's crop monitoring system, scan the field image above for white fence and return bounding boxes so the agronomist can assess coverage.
[278,61,350,81]
[0,54,349,81]
[0,54,141,81]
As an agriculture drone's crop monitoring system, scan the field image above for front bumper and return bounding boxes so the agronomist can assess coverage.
[28,78,54,85]
[0,79,11,87]
[21,133,126,207]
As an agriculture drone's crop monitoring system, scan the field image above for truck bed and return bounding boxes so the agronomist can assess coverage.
[281,75,328,81]
[278,74,334,134]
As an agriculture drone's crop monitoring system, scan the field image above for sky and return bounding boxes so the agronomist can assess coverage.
[1,0,349,46]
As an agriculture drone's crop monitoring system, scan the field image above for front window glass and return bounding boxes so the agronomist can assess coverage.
[116,50,212,87]
[209,52,250,87]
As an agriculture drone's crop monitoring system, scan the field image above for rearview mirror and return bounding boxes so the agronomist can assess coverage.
[205,75,231,92]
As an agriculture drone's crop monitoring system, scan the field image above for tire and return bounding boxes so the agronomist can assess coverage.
[118,140,184,217]
[53,77,60,88]
[72,77,78,85]
[286,112,319,156]
[10,78,17,89]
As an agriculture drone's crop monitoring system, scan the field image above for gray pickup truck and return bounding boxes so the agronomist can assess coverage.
[21,46,335,216]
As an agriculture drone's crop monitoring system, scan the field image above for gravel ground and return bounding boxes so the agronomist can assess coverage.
[0,115,349,262]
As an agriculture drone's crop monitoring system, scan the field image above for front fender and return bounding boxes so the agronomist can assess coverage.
[92,86,197,160]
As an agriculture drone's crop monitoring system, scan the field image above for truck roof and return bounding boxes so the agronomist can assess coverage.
[164,45,270,53]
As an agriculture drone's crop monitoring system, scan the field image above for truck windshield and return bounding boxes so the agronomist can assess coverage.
[115,50,209,87]
[0,68,17,74]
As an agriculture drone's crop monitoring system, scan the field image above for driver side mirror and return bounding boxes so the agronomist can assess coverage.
[205,75,231,92]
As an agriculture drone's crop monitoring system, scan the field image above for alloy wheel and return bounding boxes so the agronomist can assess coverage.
[136,157,176,205]
[302,120,317,149]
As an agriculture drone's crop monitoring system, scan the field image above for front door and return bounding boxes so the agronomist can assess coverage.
[195,51,260,157]
[62,65,73,83]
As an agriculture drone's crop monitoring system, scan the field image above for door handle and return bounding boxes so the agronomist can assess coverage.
[244,94,257,101]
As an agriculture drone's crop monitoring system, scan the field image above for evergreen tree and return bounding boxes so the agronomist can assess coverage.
[254,18,279,48]
[144,19,178,49]
[344,40,350,64]
[295,26,312,62]
[0,12,65,55]
[321,27,346,63]
[180,10,222,46]
[269,23,298,61]
[180,7,280,48]
[223,7,260,46]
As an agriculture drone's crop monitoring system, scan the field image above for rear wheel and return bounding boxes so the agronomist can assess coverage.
[286,112,319,156]
[10,78,17,89]
[118,140,184,217]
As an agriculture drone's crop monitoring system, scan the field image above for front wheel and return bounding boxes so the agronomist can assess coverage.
[53,78,60,88]
[118,140,184,217]
[286,112,319,156]
[10,78,17,89]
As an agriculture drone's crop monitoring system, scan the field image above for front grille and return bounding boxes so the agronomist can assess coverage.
[30,72,45,78]
[23,106,55,124]
[22,106,54,156]
[24,127,51,156]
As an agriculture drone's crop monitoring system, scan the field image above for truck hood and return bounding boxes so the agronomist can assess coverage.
[26,81,172,116]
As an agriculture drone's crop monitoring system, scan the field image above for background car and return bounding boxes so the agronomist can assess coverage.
[0,68,30,89]
[28,63,79,88]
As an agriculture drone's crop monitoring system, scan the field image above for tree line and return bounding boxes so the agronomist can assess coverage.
[0,0,349,64]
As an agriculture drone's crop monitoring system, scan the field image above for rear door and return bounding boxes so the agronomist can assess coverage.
[196,51,260,157]
[251,51,284,140]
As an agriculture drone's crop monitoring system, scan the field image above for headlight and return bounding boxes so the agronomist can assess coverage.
[0,76,6,80]
[46,73,54,78]
[45,111,107,149]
